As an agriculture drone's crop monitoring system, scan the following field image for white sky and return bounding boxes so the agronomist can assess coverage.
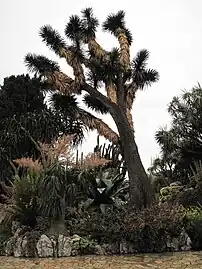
[0,0,202,169]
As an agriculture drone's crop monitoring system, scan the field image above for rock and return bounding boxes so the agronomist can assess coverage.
[101,243,119,254]
[166,229,192,252]
[180,230,192,251]
[166,236,180,251]
[119,240,135,254]
[120,240,128,254]
[11,221,21,235]
[94,244,106,255]
[13,236,24,257]
[5,237,15,256]
[36,234,54,257]
[58,234,72,257]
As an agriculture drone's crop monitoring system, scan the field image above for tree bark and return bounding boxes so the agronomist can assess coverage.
[111,107,154,208]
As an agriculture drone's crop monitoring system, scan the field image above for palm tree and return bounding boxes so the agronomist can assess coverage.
[25,8,159,208]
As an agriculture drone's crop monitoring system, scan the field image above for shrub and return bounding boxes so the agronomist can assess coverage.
[185,206,202,250]
[66,204,185,253]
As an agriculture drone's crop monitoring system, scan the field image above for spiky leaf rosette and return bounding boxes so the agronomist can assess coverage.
[25,53,60,75]
[81,7,107,60]
[50,93,79,117]
[81,7,99,40]
[39,25,67,56]
[25,54,75,93]
[65,15,83,46]
[103,11,132,70]
[132,49,159,89]
[83,94,109,114]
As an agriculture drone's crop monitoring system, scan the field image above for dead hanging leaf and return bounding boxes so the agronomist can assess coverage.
[80,114,118,144]
[47,71,75,94]
[88,39,108,61]
[117,31,130,71]
[126,108,134,130]
[106,83,117,103]
[126,87,136,110]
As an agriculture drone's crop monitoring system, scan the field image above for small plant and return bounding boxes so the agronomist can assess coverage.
[159,181,183,203]
[185,206,202,250]
[82,169,128,213]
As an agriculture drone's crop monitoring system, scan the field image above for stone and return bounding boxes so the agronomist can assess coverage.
[58,234,72,257]
[5,237,15,256]
[180,230,192,251]
[11,221,21,235]
[120,240,128,254]
[166,236,180,251]
[94,244,106,255]
[13,236,24,257]
[119,240,135,254]
[101,243,119,254]
[36,234,54,257]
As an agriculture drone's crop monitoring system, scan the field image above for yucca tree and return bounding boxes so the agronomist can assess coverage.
[25,8,159,208]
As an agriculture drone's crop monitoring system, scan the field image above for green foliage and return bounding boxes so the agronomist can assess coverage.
[66,204,185,253]
[149,83,202,194]
[72,235,97,255]
[83,170,128,213]
[2,174,40,227]
[0,74,85,187]
[159,182,183,203]
[185,206,202,250]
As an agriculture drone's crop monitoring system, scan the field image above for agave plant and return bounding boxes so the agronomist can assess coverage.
[82,169,128,213]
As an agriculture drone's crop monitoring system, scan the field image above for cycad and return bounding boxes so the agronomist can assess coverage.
[25,8,159,209]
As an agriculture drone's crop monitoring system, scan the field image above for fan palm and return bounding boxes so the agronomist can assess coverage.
[25,8,159,209]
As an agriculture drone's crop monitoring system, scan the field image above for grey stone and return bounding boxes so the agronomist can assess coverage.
[58,234,72,257]
[36,234,54,257]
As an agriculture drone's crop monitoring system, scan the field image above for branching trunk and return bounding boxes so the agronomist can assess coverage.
[111,107,154,208]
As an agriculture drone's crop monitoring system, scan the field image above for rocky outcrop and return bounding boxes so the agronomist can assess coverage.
[3,221,192,258]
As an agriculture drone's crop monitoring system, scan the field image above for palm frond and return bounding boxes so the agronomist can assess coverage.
[39,25,67,55]
[24,53,60,75]
[83,94,109,114]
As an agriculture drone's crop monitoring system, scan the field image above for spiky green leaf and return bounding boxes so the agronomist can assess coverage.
[24,53,60,75]
[39,25,67,55]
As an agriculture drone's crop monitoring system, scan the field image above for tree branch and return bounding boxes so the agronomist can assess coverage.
[83,83,115,112]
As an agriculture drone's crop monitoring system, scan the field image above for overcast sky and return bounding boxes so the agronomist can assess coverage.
[1,0,202,169]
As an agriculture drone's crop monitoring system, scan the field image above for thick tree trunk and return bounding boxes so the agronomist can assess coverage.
[112,107,154,208]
